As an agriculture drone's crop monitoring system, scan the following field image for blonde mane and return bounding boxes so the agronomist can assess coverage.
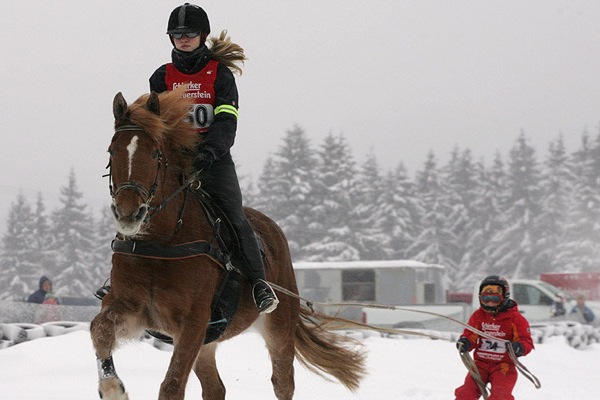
[209,30,247,75]
[126,86,198,152]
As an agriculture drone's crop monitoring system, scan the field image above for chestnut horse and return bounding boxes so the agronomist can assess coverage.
[90,88,365,400]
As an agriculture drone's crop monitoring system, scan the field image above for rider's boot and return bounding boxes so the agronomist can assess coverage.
[252,279,279,314]
[94,281,111,300]
[242,233,279,314]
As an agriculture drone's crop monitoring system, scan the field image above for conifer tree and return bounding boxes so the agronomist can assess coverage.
[535,136,573,273]
[487,133,542,279]
[409,151,458,284]
[304,133,360,261]
[557,130,600,271]
[457,154,507,290]
[256,125,317,259]
[346,152,391,260]
[51,170,97,297]
[443,148,480,267]
[0,194,36,300]
[375,163,422,259]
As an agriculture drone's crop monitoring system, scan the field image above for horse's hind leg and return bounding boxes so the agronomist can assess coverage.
[263,313,297,400]
[90,304,132,400]
[193,342,226,400]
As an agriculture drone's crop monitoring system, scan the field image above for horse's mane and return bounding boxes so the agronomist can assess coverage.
[209,30,247,75]
[126,87,198,154]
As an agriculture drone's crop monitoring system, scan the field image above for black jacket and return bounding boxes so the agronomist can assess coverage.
[149,46,239,160]
[27,276,53,304]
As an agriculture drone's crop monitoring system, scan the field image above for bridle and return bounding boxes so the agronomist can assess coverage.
[107,125,163,214]
[107,124,203,228]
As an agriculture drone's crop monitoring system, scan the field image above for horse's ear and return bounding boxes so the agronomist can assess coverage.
[147,92,160,116]
[113,92,128,120]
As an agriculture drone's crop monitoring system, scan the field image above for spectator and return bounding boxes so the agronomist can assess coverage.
[570,294,595,325]
[27,276,59,304]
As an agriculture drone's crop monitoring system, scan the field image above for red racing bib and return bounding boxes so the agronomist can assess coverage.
[164,60,219,132]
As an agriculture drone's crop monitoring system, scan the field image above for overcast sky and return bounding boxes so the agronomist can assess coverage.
[1,1,599,228]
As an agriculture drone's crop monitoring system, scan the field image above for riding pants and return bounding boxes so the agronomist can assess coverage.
[198,152,265,282]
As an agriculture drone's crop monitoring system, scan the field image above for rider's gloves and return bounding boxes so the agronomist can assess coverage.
[193,148,217,172]
[456,337,471,353]
[509,341,524,357]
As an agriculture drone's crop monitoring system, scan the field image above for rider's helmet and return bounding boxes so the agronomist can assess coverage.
[166,3,210,36]
[478,275,510,313]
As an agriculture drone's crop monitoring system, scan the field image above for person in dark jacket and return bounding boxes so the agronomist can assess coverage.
[151,3,278,314]
[97,3,278,314]
[27,276,58,304]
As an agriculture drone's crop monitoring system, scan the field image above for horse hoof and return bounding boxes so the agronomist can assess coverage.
[99,378,129,400]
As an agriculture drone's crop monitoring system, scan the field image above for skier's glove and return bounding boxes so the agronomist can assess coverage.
[509,341,524,357]
[456,337,471,353]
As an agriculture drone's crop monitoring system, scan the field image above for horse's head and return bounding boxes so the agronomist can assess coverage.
[108,89,197,237]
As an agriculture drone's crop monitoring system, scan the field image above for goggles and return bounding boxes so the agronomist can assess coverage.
[481,294,503,304]
[170,32,200,39]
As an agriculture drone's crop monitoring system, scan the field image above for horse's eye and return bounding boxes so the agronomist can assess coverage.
[152,150,162,160]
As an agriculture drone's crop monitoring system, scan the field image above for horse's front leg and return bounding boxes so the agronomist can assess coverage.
[97,356,129,400]
[90,302,133,400]
[158,321,207,400]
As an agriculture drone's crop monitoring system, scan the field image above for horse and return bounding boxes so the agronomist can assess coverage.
[90,87,366,400]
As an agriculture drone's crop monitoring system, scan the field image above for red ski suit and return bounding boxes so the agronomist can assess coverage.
[455,302,534,400]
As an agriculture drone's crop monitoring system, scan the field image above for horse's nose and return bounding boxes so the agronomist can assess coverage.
[133,204,148,222]
[111,203,148,223]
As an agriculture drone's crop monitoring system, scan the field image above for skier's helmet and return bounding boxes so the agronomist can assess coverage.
[166,3,210,35]
[478,275,510,313]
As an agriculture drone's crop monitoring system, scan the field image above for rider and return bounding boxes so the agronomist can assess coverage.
[454,275,534,400]
[97,3,278,314]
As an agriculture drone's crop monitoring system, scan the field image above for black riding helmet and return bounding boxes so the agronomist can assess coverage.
[167,3,210,35]
[479,275,511,313]
[166,3,210,47]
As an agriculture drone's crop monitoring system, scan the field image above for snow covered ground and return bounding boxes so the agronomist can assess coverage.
[0,327,597,399]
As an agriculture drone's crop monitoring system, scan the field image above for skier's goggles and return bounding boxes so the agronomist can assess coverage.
[481,294,503,304]
[170,32,200,39]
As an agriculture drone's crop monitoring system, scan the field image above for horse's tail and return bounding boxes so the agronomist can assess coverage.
[294,305,367,392]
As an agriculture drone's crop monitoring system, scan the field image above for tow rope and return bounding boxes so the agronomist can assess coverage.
[268,282,541,390]
[460,351,489,399]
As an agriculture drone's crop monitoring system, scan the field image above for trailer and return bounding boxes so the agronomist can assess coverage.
[540,272,600,301]
[293,260,468,330]
[294,260,446,305]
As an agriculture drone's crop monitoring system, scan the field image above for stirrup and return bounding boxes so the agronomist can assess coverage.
[94,285,111,300]
[252,280,279,314]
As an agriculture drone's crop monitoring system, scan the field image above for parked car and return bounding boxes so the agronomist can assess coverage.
[472,279,600,322]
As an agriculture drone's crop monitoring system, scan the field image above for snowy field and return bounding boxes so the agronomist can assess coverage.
[0,326,597,399]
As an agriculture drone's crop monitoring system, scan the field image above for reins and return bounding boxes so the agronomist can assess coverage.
[268,281,541,390]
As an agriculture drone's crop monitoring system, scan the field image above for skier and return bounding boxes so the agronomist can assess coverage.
[454,275,534,400]
[97,3,278,314]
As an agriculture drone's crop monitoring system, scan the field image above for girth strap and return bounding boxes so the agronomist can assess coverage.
[111,239,225,264]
